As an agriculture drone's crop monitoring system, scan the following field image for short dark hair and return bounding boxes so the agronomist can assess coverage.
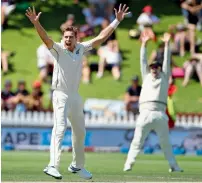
[63,26,78,37]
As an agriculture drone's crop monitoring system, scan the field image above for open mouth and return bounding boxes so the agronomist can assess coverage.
[66,42,71,46]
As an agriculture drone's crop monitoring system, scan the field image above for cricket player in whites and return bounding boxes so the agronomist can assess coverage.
[123,32,183,173]
[26,4,130,180]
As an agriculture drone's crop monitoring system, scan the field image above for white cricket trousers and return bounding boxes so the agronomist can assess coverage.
[48,90,85,169]
[126,109,178,167]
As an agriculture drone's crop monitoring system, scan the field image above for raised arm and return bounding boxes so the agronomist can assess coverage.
[140,33,150,79]
[149,50,157,63]
[89,4,130,48]
[25,7,53,49]
[161,33,171,78]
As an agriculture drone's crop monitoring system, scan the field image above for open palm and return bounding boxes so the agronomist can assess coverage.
[141,32,150,43]
[160,33,171,43]
[114,4,130,22]
[25,7,41,24]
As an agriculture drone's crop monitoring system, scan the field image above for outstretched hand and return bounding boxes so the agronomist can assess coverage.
[114,4,130,22]
[140,32,150,44]
[25,7,41,25]
[160,33,171,43]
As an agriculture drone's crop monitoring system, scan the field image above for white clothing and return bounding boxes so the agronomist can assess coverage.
[101,46,122,64]
[2,3,16,16]
[139,45,170,112]
[37,44,54,68]
[49,41,92,94]
[48,40,93,169]
[137,13,159,30]
[125,110,177,167]
[125,44,179,170]
[49,90,85,169]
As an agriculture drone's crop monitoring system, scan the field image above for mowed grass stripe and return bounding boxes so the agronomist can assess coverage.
[2,151,202,182]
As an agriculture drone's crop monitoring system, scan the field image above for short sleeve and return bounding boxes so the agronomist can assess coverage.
[151,15,159,23]
[81,40,93,53]
[138,86,142,96]
[49,42,62,60]
[137,13,151,25]
[126,86,131,93]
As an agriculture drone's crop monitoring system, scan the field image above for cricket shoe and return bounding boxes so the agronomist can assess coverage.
[169,166,184,173]
[68,164,92,179]
[123,162,134,171]
[43,166,62,179]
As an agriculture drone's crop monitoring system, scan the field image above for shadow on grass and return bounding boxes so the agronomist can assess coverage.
[6,0,86,33]
[120,49,131,61]
[16,68,33,75]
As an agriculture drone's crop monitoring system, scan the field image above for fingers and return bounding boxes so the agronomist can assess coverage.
[38,12,42,17]
[119,3,122,12]
[162,33,171,41]
[119,4,129,12]
[28,7,32,13]
[122,4,126,11]
[26,9,31,16]
[125,12,131,16]
[26,7,32,16]
[114,8,117,15]
[25,13,30,18]
[33,6,36,15]
[142,31,149,38]
[165,33,171,38]
[124,7,129,13]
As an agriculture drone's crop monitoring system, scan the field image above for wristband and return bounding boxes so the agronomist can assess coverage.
[110,19,120,29]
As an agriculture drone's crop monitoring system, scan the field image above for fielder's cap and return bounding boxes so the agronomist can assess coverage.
[132,75,139,81]
[33,80,41,88]
[142,5,153,13]
[4,80,12,86]
[149,60,162,67]
[67,14,75,20]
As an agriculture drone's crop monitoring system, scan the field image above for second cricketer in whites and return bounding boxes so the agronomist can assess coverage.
[26,4,130,180]
[123,32,183,173]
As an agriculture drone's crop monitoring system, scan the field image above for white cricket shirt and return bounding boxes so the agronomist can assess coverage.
[49,41,92,94]
[139,45,171,112]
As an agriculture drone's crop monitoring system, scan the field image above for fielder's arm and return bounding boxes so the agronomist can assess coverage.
[89,4,130,48]
[140,33,150,79]
[140,43,149,80]
[162,42,171,78]
[25,7,53,49]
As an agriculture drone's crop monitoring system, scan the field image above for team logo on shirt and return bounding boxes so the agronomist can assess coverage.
[76,48,80,55]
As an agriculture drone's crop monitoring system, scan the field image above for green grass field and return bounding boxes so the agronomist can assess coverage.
[1,0,202,112]
[1,151,202,182]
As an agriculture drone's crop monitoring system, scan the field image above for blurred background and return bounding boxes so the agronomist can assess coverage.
[1,0,202,156]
